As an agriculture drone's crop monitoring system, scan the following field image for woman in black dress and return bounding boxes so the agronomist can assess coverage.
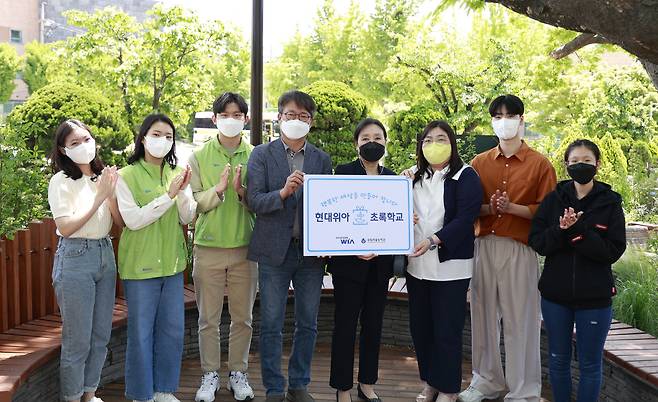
[329,118,396,402]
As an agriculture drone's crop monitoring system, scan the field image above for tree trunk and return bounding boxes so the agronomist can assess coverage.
[641,59,658,90]
[488,0,658,90]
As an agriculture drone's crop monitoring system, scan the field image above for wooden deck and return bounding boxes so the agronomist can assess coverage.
[96,344,551,402]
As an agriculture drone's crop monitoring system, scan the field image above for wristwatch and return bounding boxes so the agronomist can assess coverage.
[427,236,437,250]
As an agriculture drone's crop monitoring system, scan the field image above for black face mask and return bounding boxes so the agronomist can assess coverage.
[567,162,597,184]
[359,142,385,162]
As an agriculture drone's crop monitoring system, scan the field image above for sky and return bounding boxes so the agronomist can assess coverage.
[159,0,471,60]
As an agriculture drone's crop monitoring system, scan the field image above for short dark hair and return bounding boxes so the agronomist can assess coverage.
[489,94,524,117]
[564,139,601,162]
[213,92,248,115]
[353,118,387,142]
[277,90,317,117]
[414,120,464,186]
[49,119,104,179]
[128,114,177,170]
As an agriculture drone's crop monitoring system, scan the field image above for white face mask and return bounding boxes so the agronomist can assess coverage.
[65,139,96,164]
[216,118,244,138]
[492,118,521,140]
[281,119,310,140]
[144,135,173,158]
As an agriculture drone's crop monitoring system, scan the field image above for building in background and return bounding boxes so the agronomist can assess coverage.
[0,0,156,115]
[0,0,40,114]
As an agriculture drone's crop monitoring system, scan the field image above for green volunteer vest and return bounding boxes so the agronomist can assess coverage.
[118,159,187,280]
[194,138,255,248]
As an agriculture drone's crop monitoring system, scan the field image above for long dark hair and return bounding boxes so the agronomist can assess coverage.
[128,113,177,170]
[49,119,104,179]
[413,120,463,187]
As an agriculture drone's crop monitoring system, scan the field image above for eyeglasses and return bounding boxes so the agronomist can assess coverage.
[218,112,245,119]
[282,111,312,122]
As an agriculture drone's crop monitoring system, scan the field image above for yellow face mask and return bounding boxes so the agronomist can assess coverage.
[422,142,451,165]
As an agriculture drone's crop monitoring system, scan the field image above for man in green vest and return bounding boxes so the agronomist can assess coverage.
[189,92,257,402]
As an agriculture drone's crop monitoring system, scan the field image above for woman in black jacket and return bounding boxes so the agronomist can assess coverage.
[329,118,395,402]
[529,139,626,402]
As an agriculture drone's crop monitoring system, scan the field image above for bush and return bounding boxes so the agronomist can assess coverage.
[613,253,658,337]
[550,131,631,202]
[386,102,443,173]
[6,82,133,166]
[0,125,49,238]
[302,80,369,168]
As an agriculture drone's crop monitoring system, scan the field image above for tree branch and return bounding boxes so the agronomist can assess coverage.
[550,33,609,60]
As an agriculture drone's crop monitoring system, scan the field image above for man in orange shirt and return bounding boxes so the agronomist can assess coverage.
[459,95,557,402]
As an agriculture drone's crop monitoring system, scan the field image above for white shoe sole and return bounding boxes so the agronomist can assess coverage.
[228,383,255,401]
[195,391,217,402]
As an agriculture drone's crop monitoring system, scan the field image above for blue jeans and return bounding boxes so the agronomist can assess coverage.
[541,298,612,402]
[258,243,324,396]
[52,237,117,401]
[123,273,184,401]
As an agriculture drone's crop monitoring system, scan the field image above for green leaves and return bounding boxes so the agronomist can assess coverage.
[303,80,369,168]
[0,44,20,103]
[6,82,132,166]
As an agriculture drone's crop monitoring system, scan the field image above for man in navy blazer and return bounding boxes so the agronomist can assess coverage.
[246,90,332,402]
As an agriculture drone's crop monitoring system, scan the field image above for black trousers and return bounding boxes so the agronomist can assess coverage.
[330,267,389,391]
[406,273,470,394]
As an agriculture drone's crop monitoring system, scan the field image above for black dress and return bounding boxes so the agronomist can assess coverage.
[328,159,396,391]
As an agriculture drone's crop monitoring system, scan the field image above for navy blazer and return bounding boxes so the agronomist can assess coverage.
[417,165,483,262]
[326,159,396,283]
[246,138,333,266]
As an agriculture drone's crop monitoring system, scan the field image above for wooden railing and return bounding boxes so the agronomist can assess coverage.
[0,218,192,333]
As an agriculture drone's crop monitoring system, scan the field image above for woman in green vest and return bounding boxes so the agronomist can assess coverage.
[116,114,197,402]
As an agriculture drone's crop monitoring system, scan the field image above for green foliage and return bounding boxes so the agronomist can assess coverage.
[613,253,658,337]
[551,131,631,201]
[302,80,369,168]
[386,102,443,173]
[0,125,49,238]
[0,43,20,103]
[48,5,249,133]
[22,42,55,94]
[6,82,132,166]
[265,0,417,108]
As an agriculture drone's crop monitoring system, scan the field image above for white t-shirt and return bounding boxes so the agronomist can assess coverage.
[407,165,474,281]
[48,171,112,239]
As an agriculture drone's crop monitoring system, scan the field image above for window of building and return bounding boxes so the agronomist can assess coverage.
[10,30,22,43]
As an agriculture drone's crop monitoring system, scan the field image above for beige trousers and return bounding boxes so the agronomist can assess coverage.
[192,245,258,373]
[469,235,542,402]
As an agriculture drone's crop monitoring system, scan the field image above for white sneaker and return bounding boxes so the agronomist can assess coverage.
[436,393,458,402]
[228,371,255,401]
[89,398,105,402]
[195,371,220,402]
[154,392,180,402]
[416,382,439,402]
[457,387,486,402]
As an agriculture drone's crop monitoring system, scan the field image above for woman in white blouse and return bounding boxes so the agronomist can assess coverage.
[406,121,483,402]
[115,114,196,402]
[48,119,123,402]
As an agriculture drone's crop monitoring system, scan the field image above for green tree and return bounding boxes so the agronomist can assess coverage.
[55,5,247,132]
[386,102,443,173]
[0,44,19,103]
[6,82,132,166]
[302,80,369,168]
[22,42,56,94]
[0,125,49,238]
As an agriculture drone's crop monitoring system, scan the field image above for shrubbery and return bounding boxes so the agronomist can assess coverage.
[6,82,133,166]
[303,80,368,168]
